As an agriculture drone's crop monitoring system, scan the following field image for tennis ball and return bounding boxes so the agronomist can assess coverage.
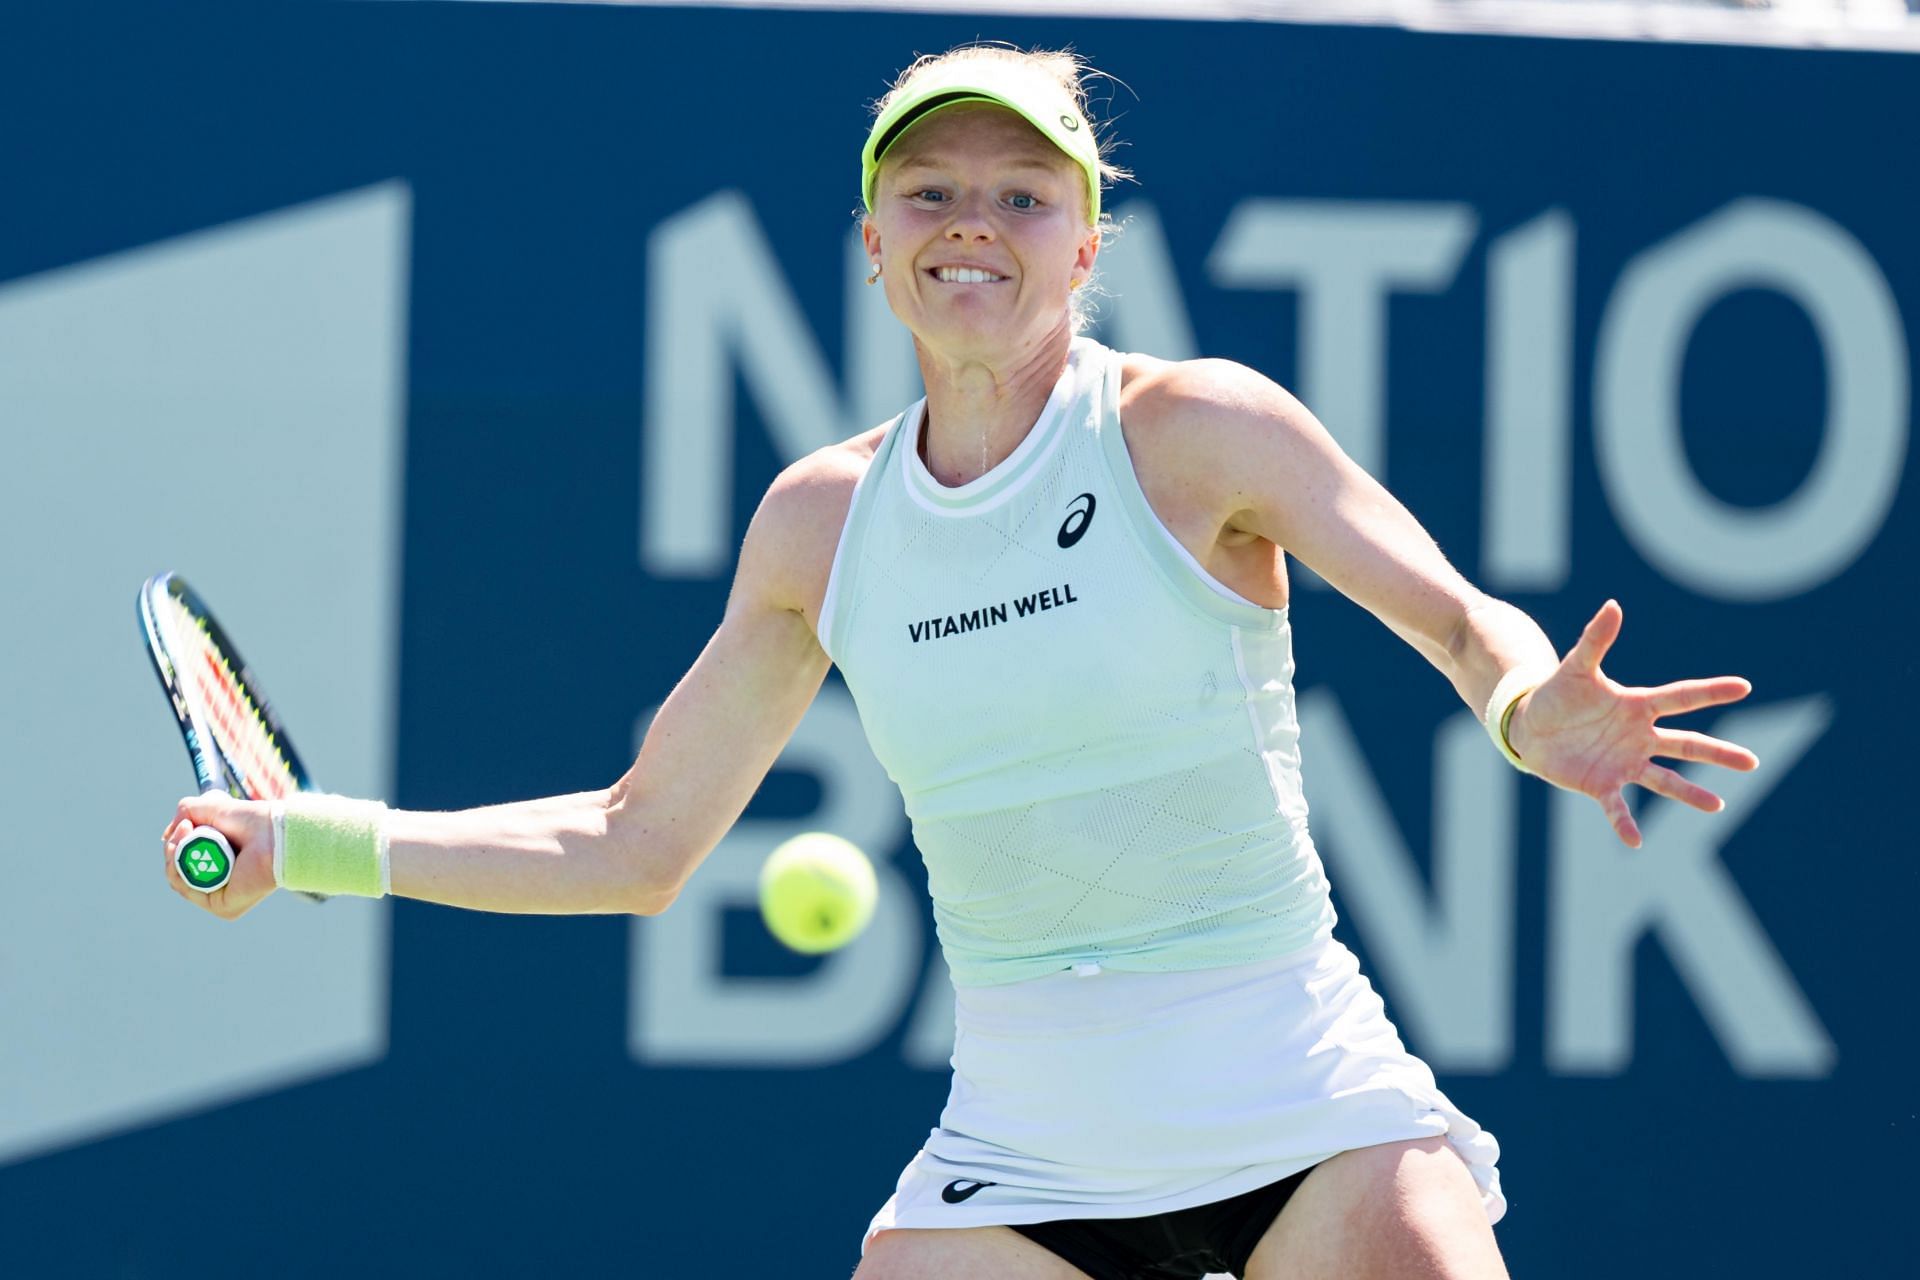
[758,832,878,955]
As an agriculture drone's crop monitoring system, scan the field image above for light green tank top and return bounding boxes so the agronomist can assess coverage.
[819,337,1335,986]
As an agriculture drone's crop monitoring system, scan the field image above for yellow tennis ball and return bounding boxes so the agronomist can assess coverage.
[758,832,878,955]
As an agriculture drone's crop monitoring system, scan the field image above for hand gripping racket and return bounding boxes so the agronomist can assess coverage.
[138,573,320,898]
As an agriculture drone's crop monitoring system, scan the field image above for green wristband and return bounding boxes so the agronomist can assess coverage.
[273,796,390,898]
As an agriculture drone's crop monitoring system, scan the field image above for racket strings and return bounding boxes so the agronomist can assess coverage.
[164,599,297,802]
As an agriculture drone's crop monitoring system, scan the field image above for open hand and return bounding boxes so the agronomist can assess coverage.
[1509,600,1759,848]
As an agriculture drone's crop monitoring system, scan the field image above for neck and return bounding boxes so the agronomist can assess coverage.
[913,326,1076,486]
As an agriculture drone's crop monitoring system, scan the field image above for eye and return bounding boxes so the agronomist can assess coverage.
[910,188,946,203]
[1008,192,1039,210]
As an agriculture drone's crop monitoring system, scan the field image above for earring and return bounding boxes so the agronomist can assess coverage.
[867,262,883,285]
[1070,278,1085,291]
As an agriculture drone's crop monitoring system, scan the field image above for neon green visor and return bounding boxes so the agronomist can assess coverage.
[861,60,1101,226]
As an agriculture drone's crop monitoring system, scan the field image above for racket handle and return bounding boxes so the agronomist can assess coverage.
[176,825,236,894]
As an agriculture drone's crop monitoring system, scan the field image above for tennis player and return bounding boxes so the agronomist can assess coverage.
[164,44,1760,1279]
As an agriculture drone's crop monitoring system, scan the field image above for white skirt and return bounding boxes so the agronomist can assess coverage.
[865,932,1504,1250]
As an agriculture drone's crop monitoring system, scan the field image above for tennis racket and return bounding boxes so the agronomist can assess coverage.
[138,572,320,898]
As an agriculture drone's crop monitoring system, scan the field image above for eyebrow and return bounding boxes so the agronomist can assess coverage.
[890,156,1065,176]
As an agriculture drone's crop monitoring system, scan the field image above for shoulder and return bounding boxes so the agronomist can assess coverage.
[756,421,889,542]
[1118,352,1311,440]
[1114,353,1324,502]
[737,421,891,621]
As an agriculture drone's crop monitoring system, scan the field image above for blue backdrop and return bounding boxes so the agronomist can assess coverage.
[2,2,1913,1276]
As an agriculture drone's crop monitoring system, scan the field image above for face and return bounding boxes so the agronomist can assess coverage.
[862,102,1099,360]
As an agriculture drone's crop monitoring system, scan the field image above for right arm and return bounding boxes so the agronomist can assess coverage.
[163,452,852,920]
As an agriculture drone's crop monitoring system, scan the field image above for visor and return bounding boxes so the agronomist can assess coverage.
[861,59,1101,225]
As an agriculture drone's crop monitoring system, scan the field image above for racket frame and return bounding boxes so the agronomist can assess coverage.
[139,572,322,899]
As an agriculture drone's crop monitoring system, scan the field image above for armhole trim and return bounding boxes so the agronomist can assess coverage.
[1095,348,1287,634]
[817,416,902,664]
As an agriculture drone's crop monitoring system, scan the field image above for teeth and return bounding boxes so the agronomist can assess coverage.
[935,267,1004,284]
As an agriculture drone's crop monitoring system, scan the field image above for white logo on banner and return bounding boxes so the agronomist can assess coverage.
[0,184,409,1166]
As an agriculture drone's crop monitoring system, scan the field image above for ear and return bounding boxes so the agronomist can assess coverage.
[1072,225,1101,288]
[861,218,882,263]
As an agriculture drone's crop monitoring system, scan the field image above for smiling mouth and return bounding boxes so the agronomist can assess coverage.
[926,268,1010,285]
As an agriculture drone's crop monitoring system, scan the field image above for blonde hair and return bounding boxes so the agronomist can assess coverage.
[865,43,1134,333]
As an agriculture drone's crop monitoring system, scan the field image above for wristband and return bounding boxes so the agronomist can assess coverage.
[1483,667,1554,773]
[272,795,390,898]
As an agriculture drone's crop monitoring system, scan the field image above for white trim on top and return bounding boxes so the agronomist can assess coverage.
[901,346,1083,517]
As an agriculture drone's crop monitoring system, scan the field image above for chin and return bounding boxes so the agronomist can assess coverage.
[915,313,1040,359]
[917,322,1006,358]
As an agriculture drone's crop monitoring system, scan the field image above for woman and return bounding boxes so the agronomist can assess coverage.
[164,45,1759,1280]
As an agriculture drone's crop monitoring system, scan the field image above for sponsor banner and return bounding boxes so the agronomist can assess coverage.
[1,3,1910,1276]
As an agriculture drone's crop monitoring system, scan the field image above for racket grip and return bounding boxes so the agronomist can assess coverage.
[176,825,236,894]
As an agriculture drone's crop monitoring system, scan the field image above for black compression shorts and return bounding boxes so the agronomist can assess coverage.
[1010,1165,1317,1280]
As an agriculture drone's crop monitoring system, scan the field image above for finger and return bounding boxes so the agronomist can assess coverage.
[179,792,232,826]
[1651,728,1760,771]
[1599,787,1642,848]
[1645,676,1752,718]
[1637,762,1725,813]
[1568,599,1623,675]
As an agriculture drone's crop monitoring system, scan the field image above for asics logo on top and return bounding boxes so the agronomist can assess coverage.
[1057,492,1097,549]
[941,1179,997,1204]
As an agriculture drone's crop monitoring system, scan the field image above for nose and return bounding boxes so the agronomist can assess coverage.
[944,190,997,243]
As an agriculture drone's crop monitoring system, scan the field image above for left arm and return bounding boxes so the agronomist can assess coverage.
[1139,358,1757,846]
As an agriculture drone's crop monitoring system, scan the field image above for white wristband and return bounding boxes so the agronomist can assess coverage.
[1483,666,1554,773]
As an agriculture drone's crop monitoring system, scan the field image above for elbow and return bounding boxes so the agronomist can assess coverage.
[612,837,687,917]
[604,784,693,917]
[626,886,676,917]
[625,865,685,917]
